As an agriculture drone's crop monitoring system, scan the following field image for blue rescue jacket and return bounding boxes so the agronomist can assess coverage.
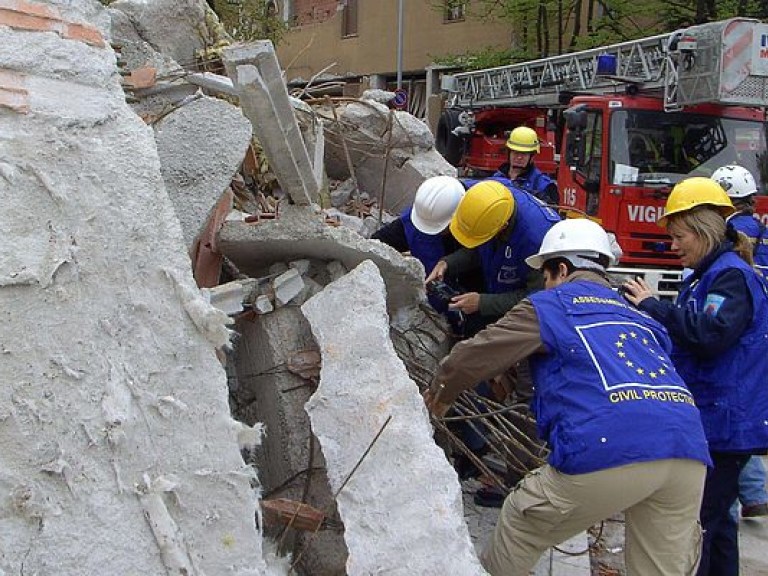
[477,188,560,294]
[401,206,445,276]
[494,165,554,199]
[529,280,712,474]
[671,251,768,453]
[728,212,768,274]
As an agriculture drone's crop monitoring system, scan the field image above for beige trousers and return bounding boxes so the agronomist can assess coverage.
[481,459,706,576]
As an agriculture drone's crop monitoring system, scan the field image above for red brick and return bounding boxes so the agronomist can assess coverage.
[0,8,55,32]
[0,0,58,20]
[192,189,234,289]
[65,22,105,47]
[0,68,28,114]
[0,89,29,113]
[124,66,157,90]
[0,1,104,48]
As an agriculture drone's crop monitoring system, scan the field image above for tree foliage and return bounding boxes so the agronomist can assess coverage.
[208,0,288,46]
[432,0,767,68]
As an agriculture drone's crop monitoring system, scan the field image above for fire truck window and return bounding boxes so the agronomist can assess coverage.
[576,111,602,215]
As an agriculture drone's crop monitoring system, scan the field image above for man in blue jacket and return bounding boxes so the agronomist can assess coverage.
[425,179,560,335]
[371,175,465,278]
[425,218,711,576]
[490,125,558,206]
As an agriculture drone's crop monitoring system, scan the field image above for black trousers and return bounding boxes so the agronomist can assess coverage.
[696,452,751,576]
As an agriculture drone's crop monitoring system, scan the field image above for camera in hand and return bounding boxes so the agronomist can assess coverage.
[426,280,461,307]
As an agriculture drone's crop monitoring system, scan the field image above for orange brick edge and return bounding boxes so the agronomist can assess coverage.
[0,0,105,48]
[0,68,28,114]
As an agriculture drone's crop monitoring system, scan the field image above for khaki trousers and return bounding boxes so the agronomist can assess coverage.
[481,459,706,576]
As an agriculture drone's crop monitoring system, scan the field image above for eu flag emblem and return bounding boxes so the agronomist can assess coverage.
[575,321,688,393]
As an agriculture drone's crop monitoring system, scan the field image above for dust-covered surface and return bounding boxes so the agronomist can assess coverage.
[302,261,487,576]
[0,1,276,574]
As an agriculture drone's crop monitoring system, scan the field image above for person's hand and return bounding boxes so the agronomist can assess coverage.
[425,260,448,284]
[449,292,480,314]
[622,277,655,306]
[423,385,451,418]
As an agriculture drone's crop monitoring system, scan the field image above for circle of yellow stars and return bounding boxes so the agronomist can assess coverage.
[615,331,670,379]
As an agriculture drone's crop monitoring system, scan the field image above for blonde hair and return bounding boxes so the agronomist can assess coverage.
[667,205,754,266]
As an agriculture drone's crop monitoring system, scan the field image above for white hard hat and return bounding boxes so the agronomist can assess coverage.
[711,164,758,199]
[525,218,618,270]
[411,176,466,234]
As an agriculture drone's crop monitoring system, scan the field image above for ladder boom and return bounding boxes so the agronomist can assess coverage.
[443,18,768,111]
[447,34,670,108]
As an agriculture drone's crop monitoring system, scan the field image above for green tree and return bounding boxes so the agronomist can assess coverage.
[208,0,287,46]
[431,0,767,68]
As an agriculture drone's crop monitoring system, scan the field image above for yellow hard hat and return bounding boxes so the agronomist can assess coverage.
[506,126,540,153]
[450,181,514,248]
[658,177,735,227]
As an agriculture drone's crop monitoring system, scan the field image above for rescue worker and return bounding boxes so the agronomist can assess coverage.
[425,218,711,576]
[425,179,560,334]
[371,175,465,278]
[425,179,559,490]
[711,164,768,275]
[489,125,558,206]
[622,177,768,576]
[712,166,768,521]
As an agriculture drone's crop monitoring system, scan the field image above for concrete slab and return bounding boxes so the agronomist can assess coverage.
[217,205,425,316]
[302,260,486,575]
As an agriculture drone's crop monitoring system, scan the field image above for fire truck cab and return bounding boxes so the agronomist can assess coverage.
[561,94,767,292]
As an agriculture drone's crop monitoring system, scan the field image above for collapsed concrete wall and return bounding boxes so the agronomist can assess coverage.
[219,207,455,575]
[0,1,277,573]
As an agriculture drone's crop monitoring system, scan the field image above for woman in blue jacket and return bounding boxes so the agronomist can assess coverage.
[623,177,768,576]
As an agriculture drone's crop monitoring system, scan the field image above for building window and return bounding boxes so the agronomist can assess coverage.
[443,1,465,23]
[342,0,358,37]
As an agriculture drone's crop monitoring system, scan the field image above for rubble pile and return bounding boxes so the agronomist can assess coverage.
[0,0,483,575]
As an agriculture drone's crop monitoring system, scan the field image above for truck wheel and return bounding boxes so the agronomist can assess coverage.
[436,109,464,166]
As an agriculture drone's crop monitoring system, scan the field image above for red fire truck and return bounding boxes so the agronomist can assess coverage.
[436,18,768,295]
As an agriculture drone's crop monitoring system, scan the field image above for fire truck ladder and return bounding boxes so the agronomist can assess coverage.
[444,34,674,109]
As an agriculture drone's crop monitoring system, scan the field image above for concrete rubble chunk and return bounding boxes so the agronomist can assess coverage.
[301,260,486,576]
[202,278,257,316]
[110,0,218,69]
[322,99,456,213]
[217,205,425,316]
[253,294,274,314]
[223,42,320,207]
[0,2,278,574]
[288,258,311,276]
[108,7,182,79]
[153,94,253,248]
[273,268,304,306]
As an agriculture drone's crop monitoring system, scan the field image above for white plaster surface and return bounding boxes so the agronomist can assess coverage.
[154,95,253,248]
[0,2,275,574]
[301,260,487,576]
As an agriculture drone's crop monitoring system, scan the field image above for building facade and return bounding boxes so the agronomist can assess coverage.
[274,1,514,119]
